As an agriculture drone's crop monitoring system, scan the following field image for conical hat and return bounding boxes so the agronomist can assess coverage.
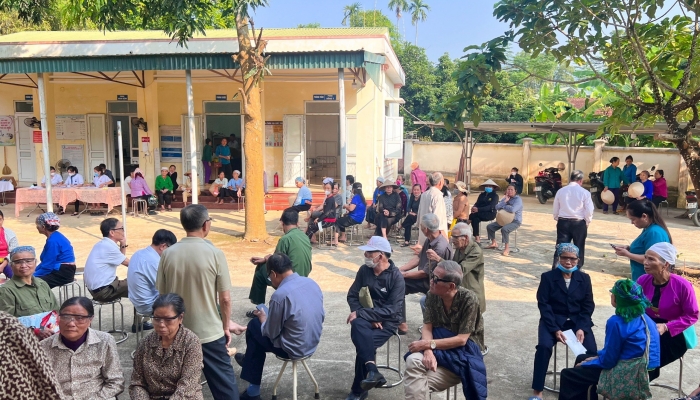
[496,209,515,226]
[628,182,645,199]
[601,190,615,205]
[479,179,499,189]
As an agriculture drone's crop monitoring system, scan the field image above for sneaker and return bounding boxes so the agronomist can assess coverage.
[240,391,261,400]
[345,391,369,400]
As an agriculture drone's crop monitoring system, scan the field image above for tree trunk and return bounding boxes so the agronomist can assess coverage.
[235,16,267,241]
[676,141,700,192]
[415,24,418,46]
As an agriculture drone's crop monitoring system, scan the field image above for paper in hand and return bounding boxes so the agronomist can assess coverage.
[317,221,323,234]
[562,329,587,356]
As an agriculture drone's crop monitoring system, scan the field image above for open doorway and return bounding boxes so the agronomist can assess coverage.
[107,101,139,181]
[305,101,339,185]
[203,101,244,177]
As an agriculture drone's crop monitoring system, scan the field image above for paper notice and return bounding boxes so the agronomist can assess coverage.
[562,329,588,356]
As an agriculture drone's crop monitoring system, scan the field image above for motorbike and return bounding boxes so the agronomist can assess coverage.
[588,171,605,209]
[534,167,563,204]
[686,191,700,227]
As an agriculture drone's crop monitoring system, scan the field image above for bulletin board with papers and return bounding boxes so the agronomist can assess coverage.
[55,115,87,140]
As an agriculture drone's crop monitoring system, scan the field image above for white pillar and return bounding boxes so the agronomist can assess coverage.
[186,70,198,204]
[521,138,533,195]
[593,139,606,172]
[37,73,53,211]
[116,121,127,239]
[338,68,347,201]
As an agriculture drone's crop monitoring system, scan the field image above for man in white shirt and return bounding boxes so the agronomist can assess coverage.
[127,229,176,331]
[416,171,448,244]
[551,170,594,269]
[84,218,130,303]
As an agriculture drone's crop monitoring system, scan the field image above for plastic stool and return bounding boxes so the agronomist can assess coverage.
[430,385,458,399]
[650,356,685,397]
[130,309,148,359]
[271,354,320,400]
[376,331,404,388]
[543,342,569,393]
[132,199,148,217]
[56,280,82,304]
[498,229,520,254]
[317,218,336,250]
[347,224,365,246]
[659,199,670,216]
[92,298,129,344]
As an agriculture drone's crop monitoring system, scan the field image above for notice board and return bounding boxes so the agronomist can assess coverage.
[55,115,87,140]
[61,144,85,175]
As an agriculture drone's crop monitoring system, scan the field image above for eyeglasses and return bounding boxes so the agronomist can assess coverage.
[110,227,124,231]
[560,256,579,262]
[431,275,454,285]
[59,314,92,323]
[152,314,181,324]
[11,258,36,266]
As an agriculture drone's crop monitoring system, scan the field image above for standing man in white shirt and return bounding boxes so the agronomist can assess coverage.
[416,172,448,244]
[551,170,594,269]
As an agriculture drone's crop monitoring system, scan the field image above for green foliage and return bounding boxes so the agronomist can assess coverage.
[348,9,400,43]
[408,0,429,44]
[342,2,362,26]
[388,0,409,20]
[297,22,321,28]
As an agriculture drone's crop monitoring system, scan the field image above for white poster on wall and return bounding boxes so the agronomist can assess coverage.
[0,116,16,146]
[55,115,87,140]
[61,144,85,176]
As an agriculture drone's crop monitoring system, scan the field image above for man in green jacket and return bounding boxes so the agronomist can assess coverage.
[247,208,312,313]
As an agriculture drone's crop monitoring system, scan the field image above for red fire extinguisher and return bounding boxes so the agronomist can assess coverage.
[274,172,279,187]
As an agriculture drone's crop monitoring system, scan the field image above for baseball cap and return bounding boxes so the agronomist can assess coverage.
[358,236,393,253]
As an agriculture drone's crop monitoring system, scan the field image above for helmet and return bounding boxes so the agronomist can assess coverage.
[147,195,158,207]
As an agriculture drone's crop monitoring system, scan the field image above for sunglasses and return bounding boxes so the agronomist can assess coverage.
[431,275,454,285]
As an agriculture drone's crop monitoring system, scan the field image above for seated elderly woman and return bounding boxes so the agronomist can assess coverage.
[305,181,338,243]
[637,242,698,381]
[0,246,58,339]
[485,184,523,256]
[130,293,204,400]
[218,169,245,204]
[34,212,76,288]
[530,243,597,400]
[374,181,403,239]
[557,279,661,400]
[39,296,124,399]
[404,260,487,400]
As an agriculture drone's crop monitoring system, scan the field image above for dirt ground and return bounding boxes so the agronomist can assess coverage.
[6,194,700,399]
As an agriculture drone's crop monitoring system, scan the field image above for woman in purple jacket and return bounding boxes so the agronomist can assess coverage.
[637,242,698,381]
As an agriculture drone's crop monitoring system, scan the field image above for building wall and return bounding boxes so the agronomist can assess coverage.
[0,85,29,182]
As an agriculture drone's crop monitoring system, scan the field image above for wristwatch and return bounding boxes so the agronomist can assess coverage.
[430,340,436,350]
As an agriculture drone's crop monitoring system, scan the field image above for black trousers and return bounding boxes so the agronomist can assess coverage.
[558,353,601,400]
[402,277,430,323]
[220,164,233,180]
[469,211,495,237]
[532,320,597,391]
[157,191,172,206]
[291,204,311,213]
[402,214,417,242]
[336,215,360,233]
[648,329,688,381]
[350,318,396,395]
[365,207,377,224]
[552,219,588,268]
[38,264,76,289]
[202,336,239,400]
[240,317,289,385]
[652,195,667,207]
[374,213,398,236]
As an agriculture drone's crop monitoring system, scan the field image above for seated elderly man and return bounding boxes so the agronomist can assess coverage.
[398,213,453,334]
[234,253,324,400]
[485,184,523,256]
[127,229,177,331]
[0,246,59,339]
[530,243,596,400]
[247,208,312,314]
[404,260,487,400]
[84,218,130,303]
[346,236,405,400]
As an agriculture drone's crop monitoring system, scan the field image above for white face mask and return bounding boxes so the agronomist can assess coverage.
[50,172,56,176]
[324,190,331,195]
[511,172,516,176]
[364,253,380,268]
[68,172,75,176]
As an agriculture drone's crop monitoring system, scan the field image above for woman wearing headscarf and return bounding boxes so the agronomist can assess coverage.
[374,181,403,239]
[557,279,660,400]
[0,209,18,278]
[0,311,63,399]
[468,179,499,244]
[612,199,671,282]
[132,168,155,213]
[637,242,698,381]
[155,167,174,211]
[34,212,76,288]
[530,243,596,400]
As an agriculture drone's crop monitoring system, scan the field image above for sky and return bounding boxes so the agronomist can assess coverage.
[252,0,510,61]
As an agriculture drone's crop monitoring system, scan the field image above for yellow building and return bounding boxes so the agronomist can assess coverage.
[0,27,405,196]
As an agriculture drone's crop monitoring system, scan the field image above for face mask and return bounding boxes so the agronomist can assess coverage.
[557,264,579,274]
[68,173,75,176]
[50,172,56,176]
[484,187,493,193]
[364,254,380,268]
[511,172,516,176]
[324,190,331,195]
[94,173,99,178]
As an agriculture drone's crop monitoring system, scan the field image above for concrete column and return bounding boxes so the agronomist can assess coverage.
[678,156,689,208]
[521,138,533,195]
[32,75,56,187]
[185,70,198,204]
[593,139,606,172]
[136,71,158,189]
[338,68,347,202]
[37,73,53,210]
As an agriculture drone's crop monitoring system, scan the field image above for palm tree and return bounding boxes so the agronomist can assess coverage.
[409,0,430,45]
[388,0,409,37]
[342,2,363,26]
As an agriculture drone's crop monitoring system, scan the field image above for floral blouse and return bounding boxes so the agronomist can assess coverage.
[129,326,204,400]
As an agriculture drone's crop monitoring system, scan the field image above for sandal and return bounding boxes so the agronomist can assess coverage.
[484,244,498,250]
[400,242,410,247]
[245,310,256,318]
[71,212,79,216]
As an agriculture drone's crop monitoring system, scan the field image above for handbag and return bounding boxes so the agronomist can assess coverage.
[683,325,697,349]
[597,316,652,400]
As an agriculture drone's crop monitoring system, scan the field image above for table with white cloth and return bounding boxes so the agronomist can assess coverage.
[15,187,123,217]
[0,181,14,206]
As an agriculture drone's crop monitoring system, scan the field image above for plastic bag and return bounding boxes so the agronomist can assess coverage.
[17,310,60,334]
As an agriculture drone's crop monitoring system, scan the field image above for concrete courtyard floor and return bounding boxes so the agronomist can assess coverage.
[6,194,700,399]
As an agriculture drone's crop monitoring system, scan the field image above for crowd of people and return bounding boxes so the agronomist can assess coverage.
[0,157,698,400]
